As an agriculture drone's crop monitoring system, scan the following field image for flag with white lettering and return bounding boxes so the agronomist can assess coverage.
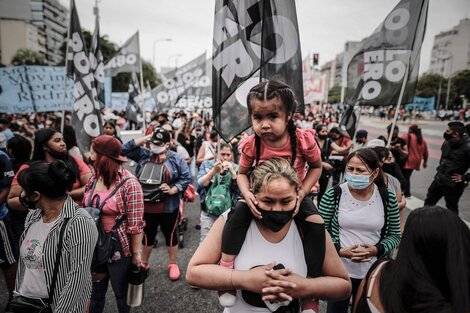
[66,0,102,153]
[90,15,105,109]
[104,32,140,77]
[346,0,428,106]
[212,0,304,141]
[151,52,209,111]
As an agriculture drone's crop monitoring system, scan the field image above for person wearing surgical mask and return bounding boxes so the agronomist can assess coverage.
[319,148,401,313]
[122,128,192,282]
[187,158,351,312]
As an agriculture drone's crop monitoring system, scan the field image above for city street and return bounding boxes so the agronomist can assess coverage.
[1,118,469,312]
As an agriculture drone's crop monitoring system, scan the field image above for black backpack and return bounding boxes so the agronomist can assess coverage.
[84,178,130,270]
[138,162,167,203]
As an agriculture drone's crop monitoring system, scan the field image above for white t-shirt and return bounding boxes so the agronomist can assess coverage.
[338,183,384,279]
[18,218,57,298]
[222,211,307,313]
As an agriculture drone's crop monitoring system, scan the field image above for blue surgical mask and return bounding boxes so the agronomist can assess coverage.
[344,172,372,190]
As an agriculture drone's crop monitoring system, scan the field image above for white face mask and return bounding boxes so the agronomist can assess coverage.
[150,143,167,155]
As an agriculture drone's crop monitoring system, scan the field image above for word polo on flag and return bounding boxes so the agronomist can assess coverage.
[66,0,103,153]
[104,32,141,77]
[346,0,429,106]
[212,0,303,141]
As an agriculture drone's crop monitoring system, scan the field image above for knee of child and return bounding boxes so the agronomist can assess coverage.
[305,214,324,224]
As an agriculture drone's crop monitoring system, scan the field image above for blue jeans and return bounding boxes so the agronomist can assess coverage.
[90,238,131,313]
[326,277,361,313]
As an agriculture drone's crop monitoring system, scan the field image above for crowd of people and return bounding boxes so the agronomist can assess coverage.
[0,80,469,313]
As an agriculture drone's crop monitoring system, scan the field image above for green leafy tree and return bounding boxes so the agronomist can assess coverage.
[328,86,342,103]
[452,69,470,107]
[11,48,47,65]
[415,72,457,109]
[58,30,161,92]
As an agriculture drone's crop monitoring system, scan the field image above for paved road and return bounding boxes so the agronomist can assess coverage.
[1,119,469,312]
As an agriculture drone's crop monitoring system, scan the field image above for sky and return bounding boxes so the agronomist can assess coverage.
[63,0,469,75]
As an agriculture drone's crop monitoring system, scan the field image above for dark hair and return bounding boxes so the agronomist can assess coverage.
[247,80,297,166]
[371,146,390,162]
[408,124,423,147]
[7,134,32,172]
[315,124,326,133]
[347,148,386,188]
[92,152,122,189]
[32,128,79,181]
[0,118,10,126]
[329,127,343,137]
[209,130,219,141]
[386,123,399,134]
[63,125,78,150]
[18,160,76,198]
[448,121,466,136]
[466,124,470,137]
[380,206,470,313]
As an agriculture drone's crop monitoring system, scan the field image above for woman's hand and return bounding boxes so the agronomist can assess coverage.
[359,243,378,260]
[160,183,178,195]
[340,244,371,262]
[261,267,297,303]
[131,252,142,267]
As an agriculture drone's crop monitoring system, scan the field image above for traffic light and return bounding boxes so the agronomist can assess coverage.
[313,53,319,66]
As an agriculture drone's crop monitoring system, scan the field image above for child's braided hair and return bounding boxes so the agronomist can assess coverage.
[246,80,298,167]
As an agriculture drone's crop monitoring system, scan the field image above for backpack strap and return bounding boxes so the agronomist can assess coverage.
[98,177,132,211]
[87,180,98,207]
[48,217,70,303]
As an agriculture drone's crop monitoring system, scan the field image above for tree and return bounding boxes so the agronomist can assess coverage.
[58,30,161,92]
[328,86,342,104]
[415,72,457,109]
[11,48,47,65]
[452,69,470,107]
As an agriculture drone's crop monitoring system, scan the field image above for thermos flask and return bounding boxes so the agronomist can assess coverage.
[127,265,145,307]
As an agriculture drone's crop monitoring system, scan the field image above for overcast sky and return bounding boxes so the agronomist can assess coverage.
[63,0,469,74]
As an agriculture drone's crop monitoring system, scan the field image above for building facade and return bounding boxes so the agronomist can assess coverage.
[429,18,470,77]
[0,0,67,65]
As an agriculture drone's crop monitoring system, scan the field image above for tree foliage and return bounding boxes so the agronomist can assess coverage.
[328,86,342,104]
[452,69,470,106]
[11,48,47,65]
[58,30,161,92]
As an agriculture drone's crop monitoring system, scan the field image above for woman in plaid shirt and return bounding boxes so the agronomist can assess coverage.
[83,135,145,313]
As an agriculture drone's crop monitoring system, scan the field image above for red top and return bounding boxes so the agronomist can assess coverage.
[402,133,429,170]
[84,167,145,257]
[238,128,321,180]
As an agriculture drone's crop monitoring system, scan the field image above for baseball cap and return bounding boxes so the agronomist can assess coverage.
[92,135,128,162]
[356,129,368,139]
[151,128,171,144]
[367,139,386,148]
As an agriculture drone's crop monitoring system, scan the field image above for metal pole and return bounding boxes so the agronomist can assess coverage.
[437,77,442,110]
[386,64,410,147]
[138,31,146,132]
[60,0,72,134]
[445,58,453,110]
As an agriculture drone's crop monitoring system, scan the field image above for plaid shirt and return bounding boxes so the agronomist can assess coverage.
[84,167,145,257]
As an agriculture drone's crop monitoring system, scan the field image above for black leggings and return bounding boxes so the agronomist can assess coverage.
[221,197,325,278]
[143,211,180,247]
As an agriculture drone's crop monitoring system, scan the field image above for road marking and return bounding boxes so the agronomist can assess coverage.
[406,196,470,228]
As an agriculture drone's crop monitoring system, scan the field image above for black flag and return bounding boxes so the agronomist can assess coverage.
[104,32,141,77]
[346,0,429,106]
[212,0,304,141]
[125,72,141,125]
[66,0,103,153]
[339,104,361,139]
[90,14,105,109]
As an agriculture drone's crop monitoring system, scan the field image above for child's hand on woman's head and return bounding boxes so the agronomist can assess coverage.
[243,190,261,219]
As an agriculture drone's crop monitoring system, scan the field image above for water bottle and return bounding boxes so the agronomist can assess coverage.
[127,265,145,307]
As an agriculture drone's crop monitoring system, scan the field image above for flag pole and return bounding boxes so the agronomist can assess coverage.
[61,0,72,133]
[386,64,410,146]
[138,31,146,133]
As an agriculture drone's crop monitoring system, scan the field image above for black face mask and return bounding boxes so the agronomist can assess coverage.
[256,203,296,233]
[20,194,38,210]
[382,163,401,177]
[443,132,454,141]
[46,146,66,160]
[317,134,327,140]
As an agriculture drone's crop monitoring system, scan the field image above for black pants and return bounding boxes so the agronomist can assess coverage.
[221,197,325,278]
[401,168,413,197]
[424,179,465,214]
[318,171,331,204]
[326,277,362,313]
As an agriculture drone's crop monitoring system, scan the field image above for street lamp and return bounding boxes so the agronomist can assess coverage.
[168,54,182,70]
[152,38,172,69]
[434,49,453,110]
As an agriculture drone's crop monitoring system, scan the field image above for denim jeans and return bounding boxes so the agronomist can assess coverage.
[200,209,217,244]
[90,237,131,313]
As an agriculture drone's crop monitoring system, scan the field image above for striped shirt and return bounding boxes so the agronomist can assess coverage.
[14,196,98,313]
[318,184,401,257]
[83,166,145,257]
